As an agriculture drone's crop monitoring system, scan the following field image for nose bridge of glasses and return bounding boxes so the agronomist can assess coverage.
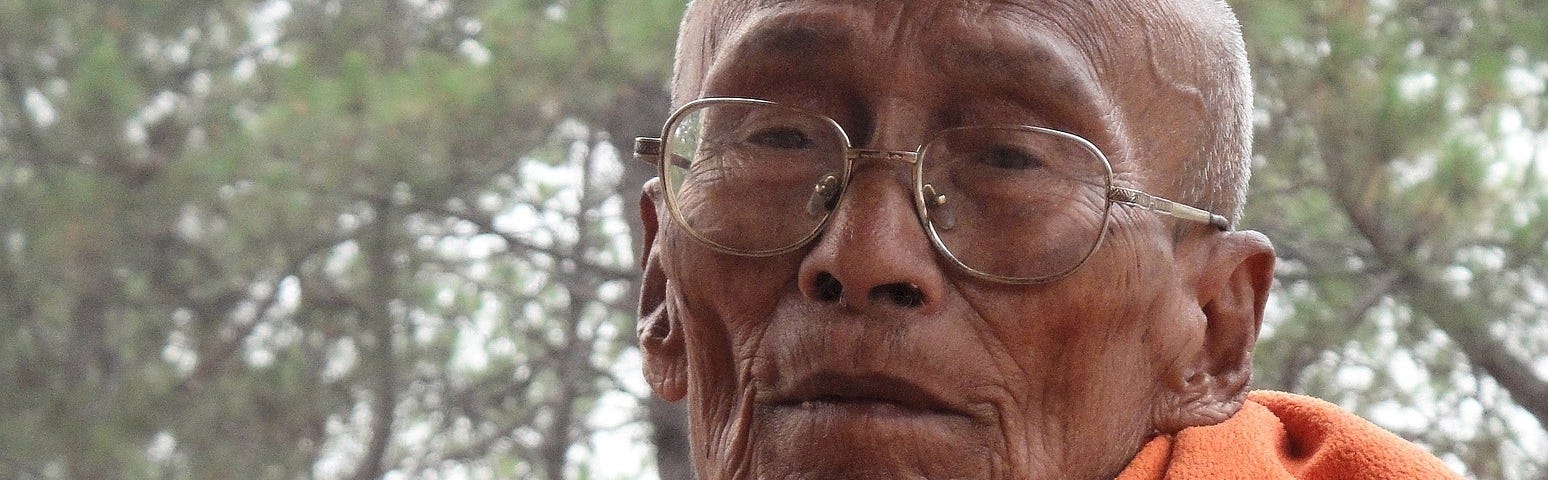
[841,148,921,197]
[822,148,929,239]
[833,147,950,226]
[848,148,919,165]
[826,148,922,212]
[800,151,914,221]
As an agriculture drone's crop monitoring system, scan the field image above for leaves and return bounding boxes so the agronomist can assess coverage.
[1,0,682,478]
[1238,0,1548,477]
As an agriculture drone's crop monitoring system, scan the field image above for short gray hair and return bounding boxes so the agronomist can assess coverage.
[1169,0,1254,226]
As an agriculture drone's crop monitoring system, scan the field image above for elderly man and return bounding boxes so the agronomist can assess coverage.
[631,1,1460,478]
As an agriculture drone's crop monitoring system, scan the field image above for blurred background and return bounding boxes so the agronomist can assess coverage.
[0,0,1543,478]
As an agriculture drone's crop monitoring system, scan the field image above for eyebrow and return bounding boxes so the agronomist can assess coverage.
[740,20,855,61]
[943,37,1100,112]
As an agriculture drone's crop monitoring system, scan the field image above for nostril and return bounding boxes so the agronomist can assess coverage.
[813,272,844,302]
[871,283,924,308]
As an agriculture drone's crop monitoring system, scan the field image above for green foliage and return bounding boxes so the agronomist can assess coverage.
[1237,0,1548,477]
[2,0,682,479]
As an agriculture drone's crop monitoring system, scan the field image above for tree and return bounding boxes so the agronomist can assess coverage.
[0,0,685,478]
[1236,1,1548,478]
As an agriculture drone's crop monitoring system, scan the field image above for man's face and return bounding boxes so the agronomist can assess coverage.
[638,1,1269,479]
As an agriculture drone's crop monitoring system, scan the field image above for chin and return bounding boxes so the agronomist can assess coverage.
[725,401,1001,480]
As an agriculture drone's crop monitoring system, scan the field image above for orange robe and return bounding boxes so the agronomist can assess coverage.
[1117,390,1463,479]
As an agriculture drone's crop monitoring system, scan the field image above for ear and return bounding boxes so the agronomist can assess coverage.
[1157,229,1275,432]
[638,179,687,401]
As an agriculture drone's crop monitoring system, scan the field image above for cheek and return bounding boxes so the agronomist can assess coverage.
[951,223,1183,475]
[1099,214,1205,363]
[663,227,803,346]
[662,229,804,473]
[966,278,1162,403]
[664,227,799,312]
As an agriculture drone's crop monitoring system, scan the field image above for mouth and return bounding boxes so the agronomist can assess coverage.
[768,371,971,419]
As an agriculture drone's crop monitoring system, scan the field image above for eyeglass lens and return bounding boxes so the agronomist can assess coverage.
[662,101,1112,281]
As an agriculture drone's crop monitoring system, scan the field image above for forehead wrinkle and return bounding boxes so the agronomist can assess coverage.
[740,15,855,60]
[972,1,1133,164]
[692,0,1125,148]
[695,8,864,102]
[932,29,1098,112]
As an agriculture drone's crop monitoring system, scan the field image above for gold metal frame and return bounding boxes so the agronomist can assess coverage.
[634,97,1231,285]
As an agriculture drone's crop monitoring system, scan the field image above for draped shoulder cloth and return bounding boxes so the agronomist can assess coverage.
[1118,390,1463,480]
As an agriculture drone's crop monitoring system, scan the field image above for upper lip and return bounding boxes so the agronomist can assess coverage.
[767,370,971,417]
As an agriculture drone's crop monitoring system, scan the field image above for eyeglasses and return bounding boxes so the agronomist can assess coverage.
[634,97,1230,284]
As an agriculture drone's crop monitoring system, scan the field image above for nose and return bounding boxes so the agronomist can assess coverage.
[797,162,948,313]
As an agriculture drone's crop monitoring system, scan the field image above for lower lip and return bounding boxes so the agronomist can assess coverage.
[773,399,974,425]
[764,400,976,444]
[796,399,935,417]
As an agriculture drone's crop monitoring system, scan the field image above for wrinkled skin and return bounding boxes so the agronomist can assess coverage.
[637,1,1277,479]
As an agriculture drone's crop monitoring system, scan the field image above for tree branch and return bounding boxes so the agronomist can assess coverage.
[422,201,635,282]
[351,199,401,480]
[1404,274,1548,432]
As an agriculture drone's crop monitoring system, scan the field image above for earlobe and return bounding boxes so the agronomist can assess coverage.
[1158,230,1276,432]
[639,287,687,401]
[639,181,688,401]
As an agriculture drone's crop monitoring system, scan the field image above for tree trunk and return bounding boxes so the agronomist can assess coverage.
[353,200,399,480]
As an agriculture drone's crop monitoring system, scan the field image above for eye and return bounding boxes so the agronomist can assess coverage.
[747,127,815,149]
[977,146,1044,170]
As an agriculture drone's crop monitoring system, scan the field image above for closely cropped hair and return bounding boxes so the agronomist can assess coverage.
[671,0,753,107]
[1175,0,1253,226]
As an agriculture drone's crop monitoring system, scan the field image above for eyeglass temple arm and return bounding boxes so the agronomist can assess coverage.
[635,137,663,165]
[1109,187,1231,231]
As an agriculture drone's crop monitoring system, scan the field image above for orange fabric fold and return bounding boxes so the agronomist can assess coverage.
[1116,390,1462,480]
